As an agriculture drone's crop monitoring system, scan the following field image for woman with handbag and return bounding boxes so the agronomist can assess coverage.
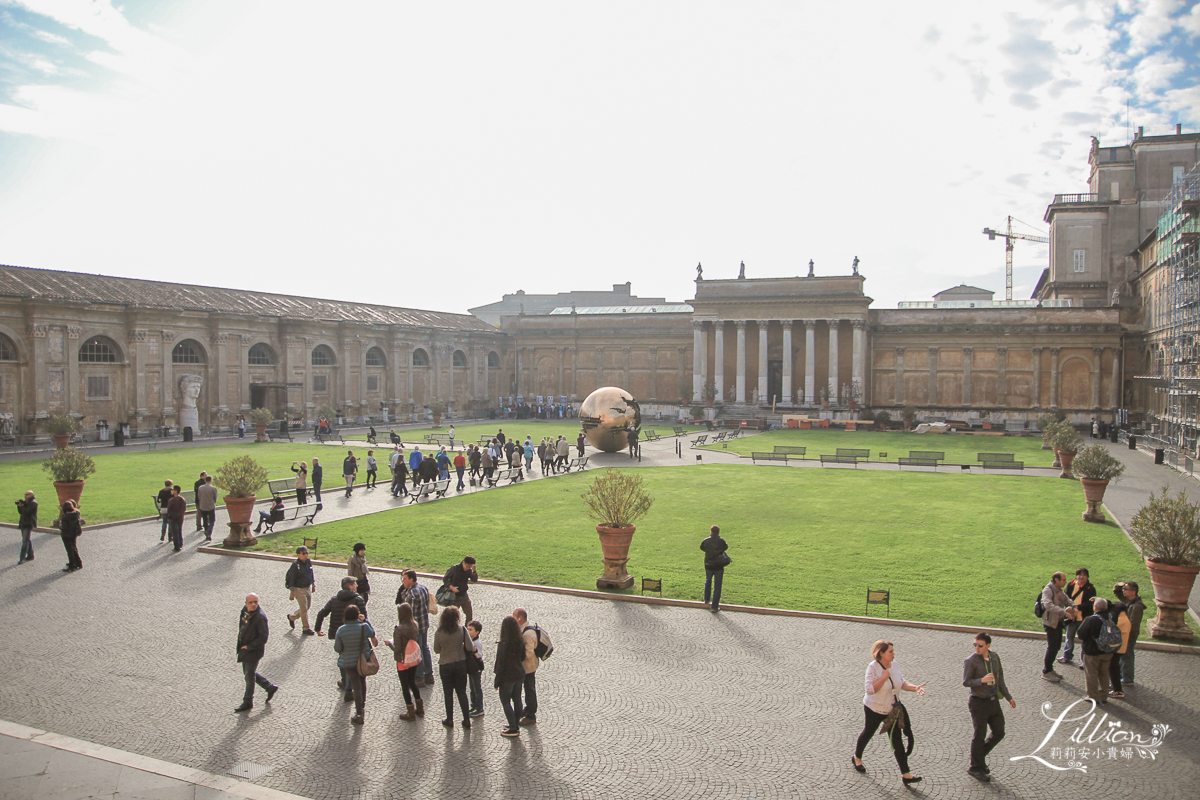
[384,602,423,720]
[493,615,527,738]
[432,606,473,729]
[333,605,377,725]
[853,640,926,784]
[59,499,83,572]
[699,524,730,612]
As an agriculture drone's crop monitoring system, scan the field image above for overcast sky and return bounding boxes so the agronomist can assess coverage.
[1,0,1197,314]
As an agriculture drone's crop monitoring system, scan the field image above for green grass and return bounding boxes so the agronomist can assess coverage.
[1,442,335,525]
[245,464,1191,637]
[345,419,704,445]
[707,428,1056,466]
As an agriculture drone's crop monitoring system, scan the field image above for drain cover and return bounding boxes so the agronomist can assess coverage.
[227,761,274,780]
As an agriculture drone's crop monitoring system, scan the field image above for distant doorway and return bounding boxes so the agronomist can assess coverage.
[767,360,783,405]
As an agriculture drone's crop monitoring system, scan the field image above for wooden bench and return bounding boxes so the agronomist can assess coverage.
[909,450,945,462]
[751,451,789,464]
[976,452,1015,462]
[981,460,1024,471]
[691,434,708,447]
[819,454,860,467]
[898,457,940,470]
[565,456,589,473]
[260,502,322,533]
[836,448,870,460]
[267,478,297,501]
[773,446,807,457]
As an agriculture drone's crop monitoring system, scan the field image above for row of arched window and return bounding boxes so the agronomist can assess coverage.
[0,333,499,368]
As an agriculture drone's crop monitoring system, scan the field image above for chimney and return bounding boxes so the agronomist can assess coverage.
[1178,123,1183,135]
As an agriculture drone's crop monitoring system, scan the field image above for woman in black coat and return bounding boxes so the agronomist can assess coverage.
[59,499,82,572]
[493,615,527,737]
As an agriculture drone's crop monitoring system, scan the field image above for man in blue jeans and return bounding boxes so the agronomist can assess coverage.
[398,570,434,686]
[700,524,730,612]
[1119,582,1146,685]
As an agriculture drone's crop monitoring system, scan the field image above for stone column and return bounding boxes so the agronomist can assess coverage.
[405,343,414,403]
[446,345,455,403]
[757,321,768,405]
[515,347,524,397]
[714,322,725,403]
[852,320,866,398]
[1111,347,1122,408]
[782,321,793,404]
[735,320,747,404]
[481,347,488,402]
[360,343,370,414]
[895,348,906,405]
[341,338,355,413]
[211,333,227,418]
[804,320,816,404]
[557,348,566,397]
[648,347,658,400]
[622,347,631,389]
[595,348,605,388]
[962,347,973,406]
[129,328,148,418]
[570,348,578,399]
[827,320,840,403]
[25,323,48,416]
[676,346,687,401]
[1092,348,1103,408]
[1050,348,1060,408]
[392,337,405,410]
[1031,347,1042,408]
[997,347,1008,407]
[928,348,939,406]
[692,321,704,402]
[66,326,81,415]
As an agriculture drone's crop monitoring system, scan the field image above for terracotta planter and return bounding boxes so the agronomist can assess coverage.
[1080,478,1109,522]
[432,414,442,427]
[596,524,636,590]
[223,495,257,526]
[254,423,268,443]
[52,434,71,450]
[51,480,85,528]
[1057,449,1076,479]
[1145,559,1200,605]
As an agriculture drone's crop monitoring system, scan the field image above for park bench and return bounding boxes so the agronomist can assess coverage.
[819,454,860,468]
[388,430,404,445]
[492,467,524,486]
[751,451,789,464]
[691,434,708,447]
[642,429,660,442]
[909,450,945,462]
[151,490,196,518]
[773,446,807,457]
[898,457,940,470]
[565,456,590,473]
[701,420,716,431]
[976,452,1015,462]
[727,428,742,439]
[425,433,455,447]
[672,426,686,437]
[267,478,297,501]
[312,430,345,445]
[712,431,728,442]
[409,478,453,501]
[836,448,870,460]
[981,460,1024,471]
[260,502,322,534]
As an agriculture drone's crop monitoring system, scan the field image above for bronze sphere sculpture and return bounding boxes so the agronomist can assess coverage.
[580,387,642,453]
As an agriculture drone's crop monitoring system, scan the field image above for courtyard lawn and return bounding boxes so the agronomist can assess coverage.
[0,442,336,525]
[706,428,1057,466]
[340,419,704,446]
[245,464,1189,636]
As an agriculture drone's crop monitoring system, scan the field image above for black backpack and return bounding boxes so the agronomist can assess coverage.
[1034,587,1046,619]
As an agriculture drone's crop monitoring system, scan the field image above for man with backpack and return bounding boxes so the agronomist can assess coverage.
[1038,572,1080,682]
[1076,597,1117,703]
[513,607,551,726]
[1058,567,1096,667]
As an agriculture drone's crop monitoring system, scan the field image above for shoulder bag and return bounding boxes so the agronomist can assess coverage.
[356,624,380,676]
[435,584,456,606]
[464,627,483,674]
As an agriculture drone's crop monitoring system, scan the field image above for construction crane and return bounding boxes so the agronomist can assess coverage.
[982,216,1049,301]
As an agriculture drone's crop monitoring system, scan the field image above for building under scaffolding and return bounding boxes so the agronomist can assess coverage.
[1136,163,1200,454]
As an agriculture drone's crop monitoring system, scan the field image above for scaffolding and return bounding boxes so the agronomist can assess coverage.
[1155,163,1200,453]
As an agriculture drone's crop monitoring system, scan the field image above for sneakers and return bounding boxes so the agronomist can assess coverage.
[234,703,252,713]
[501,726,520,737]
[1042,671,1062,682]
[469,708,485,717]
[519,716,536,726]
[288,615,296,631]
[1056,656,1073,664]
[302,629,315,636]
[351,714,364,725]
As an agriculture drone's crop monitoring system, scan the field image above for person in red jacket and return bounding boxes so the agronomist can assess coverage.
[453,450,467,491]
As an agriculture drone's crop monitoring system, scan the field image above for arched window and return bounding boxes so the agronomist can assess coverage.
[366,347,385,367]
[312,345,336,366]
[248,343,275,366]
[0,333,16,361]
[412,348,429,367]
[487,351,500,368]
[453,350,467,367]
[171,339,204,364]
[79,336,119,363]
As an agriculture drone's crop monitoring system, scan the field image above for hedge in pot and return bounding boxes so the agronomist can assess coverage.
[248,407,274,442]
[46,414,78,450]
[1038,411,1065,451]
[1071,444,1126,522]
[1047,421,1083,478]
[41,446,95,526]
[427,399,447,427]
[1129,487,1200,641]
[214,455,270,547]
[582,469,654,590]
[874,410,892,430]
[901,406,918,430]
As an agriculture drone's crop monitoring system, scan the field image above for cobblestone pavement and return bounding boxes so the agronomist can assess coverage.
[2,490,1199,800]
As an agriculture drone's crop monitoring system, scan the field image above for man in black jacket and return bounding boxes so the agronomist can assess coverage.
[16,490,38,564]
[311,458,323,503]
[284,546,316,635]
[156,480,173,542]
[962,632,1016,781]
[1059,567,1096,666]
[417,454,439,485]
[315,576,368,639]
[444,556,479,623]
[235,594,278,712]
[700,525,729,612]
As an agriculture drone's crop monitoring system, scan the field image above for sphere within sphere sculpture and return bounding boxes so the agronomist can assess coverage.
[580,387,642,453]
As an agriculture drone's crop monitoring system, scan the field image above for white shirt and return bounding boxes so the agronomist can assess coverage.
[863,660,905,715]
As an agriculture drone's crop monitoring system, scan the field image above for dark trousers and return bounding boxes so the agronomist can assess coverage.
[242,659,273,705]
[366,469,377,488]
[704,567,724,610]
[456,467,466,490]
[61,534,81,570]
[397,667,420,705]
[18,526,34,562]
[169,519,183,550]
[968,696,1005,770]
[499,679,523,729]
[1044,623,1064,673]
[469,670,483,710]
[855,705,910,774]
[522,671,538,719]
[296,487,307,505]
[1108,651,1124,691]
[312,484,322,503]
[414,628,433,682]
[340,666,366,716]
[199,510,215,538]
[439,661,470,721]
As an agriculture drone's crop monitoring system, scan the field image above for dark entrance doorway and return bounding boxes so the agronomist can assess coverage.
[249,383,298,419]
[767,360,783,406]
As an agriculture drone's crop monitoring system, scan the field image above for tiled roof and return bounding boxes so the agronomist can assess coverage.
[0,264,496,333]
[549,305,694,315]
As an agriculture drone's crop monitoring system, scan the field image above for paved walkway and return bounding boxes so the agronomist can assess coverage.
[3,434,1200,800]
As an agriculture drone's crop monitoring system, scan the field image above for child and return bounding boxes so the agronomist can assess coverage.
[467,620,485,717]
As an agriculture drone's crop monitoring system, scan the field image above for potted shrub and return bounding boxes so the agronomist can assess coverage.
[42,446,96,525]
[1129,487,1200,640]
[1038,411,1065,451]
[702,381,718,407]
[46,415,78,450]
[690,404,705,422]
[428,399,447,428]
[248,407,274,443]
[874,410,891,431]
[901,406,918,430]
[1047,421,1083,477]
[582,469,654,590]
[1072,444,1126,522]
[214,455,270,546]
